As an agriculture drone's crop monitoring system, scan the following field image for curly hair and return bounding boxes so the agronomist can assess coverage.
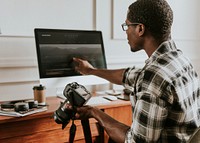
[128,0,173,40]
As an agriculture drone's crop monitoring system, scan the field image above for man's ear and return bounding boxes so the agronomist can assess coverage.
[137,24,145,36]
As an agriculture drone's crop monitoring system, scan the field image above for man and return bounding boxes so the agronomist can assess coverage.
[72,0,200,142]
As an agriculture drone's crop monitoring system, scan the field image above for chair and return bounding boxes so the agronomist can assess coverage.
[187,128,200,143]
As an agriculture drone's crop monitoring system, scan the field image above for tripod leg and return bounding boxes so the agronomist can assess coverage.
[81,119,92,143]
[69,120,76,143]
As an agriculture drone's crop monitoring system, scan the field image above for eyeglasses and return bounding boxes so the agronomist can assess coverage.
[121,23,141,31]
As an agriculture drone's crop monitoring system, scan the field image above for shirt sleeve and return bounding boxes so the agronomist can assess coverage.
[124,68,170,143]
[122,67,142,91]
[125,94,168,142]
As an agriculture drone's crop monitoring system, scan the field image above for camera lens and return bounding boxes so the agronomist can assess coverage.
[54,110,70,124]
[53,101,73,126]
[14,102,29,112]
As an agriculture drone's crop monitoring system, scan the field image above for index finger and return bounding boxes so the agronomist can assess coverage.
[73,57,82,63]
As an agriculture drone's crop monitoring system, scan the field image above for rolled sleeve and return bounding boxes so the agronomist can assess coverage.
[125,93,168,143]
[122,67,141,91]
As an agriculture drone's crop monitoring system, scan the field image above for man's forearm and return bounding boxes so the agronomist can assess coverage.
[91,69,125,85]
[91,107,130,143]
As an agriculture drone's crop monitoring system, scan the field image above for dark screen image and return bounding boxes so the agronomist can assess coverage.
[34,29,107,78]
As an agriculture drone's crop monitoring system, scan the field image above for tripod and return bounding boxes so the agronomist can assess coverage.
[69,119,92,143]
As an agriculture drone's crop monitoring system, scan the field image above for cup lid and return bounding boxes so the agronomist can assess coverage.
[33,84,46,90]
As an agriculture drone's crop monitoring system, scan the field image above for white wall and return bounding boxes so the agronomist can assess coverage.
[0,0,200,101]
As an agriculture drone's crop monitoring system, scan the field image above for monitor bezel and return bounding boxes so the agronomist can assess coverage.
[34,28,107,79]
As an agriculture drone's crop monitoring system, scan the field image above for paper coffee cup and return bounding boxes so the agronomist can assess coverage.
[33,84,46,105]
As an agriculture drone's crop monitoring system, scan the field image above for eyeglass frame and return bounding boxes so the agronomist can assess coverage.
[121,23,141,31]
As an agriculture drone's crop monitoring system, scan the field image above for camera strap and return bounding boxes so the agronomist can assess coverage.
[69,120,76,143]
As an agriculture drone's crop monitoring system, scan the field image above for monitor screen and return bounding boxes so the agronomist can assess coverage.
[34,28,107,78]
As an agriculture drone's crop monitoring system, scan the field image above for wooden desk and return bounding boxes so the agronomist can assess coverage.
[0,96,131,143]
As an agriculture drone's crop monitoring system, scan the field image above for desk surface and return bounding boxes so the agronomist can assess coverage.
[0,96,131,124]
[0,96,131,143]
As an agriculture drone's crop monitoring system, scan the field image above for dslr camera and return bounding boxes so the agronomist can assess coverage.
[53,82,91,129]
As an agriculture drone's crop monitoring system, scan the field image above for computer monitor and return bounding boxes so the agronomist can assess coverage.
[34,28,107,79]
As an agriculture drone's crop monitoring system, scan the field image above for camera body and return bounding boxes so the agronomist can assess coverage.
[53,82,91,129]
[63,82,91,107]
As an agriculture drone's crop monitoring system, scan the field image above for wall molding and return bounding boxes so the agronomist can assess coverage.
[0,35,34,38]
[0,57,37,68]
[107,55,146,69]
[0,66,39,84]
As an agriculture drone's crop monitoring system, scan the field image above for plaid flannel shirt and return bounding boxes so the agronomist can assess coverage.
[123,40,200,143]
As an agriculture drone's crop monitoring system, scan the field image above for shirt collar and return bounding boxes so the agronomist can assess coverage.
[145,40,177,65]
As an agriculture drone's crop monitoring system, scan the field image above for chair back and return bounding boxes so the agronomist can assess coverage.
[187,128,200,143]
